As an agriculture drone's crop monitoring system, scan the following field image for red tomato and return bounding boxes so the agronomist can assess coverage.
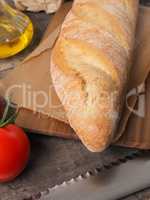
[0,124,30,182]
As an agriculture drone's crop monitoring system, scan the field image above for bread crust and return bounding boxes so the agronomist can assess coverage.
[13,0,63,13]
[51,0,139,152]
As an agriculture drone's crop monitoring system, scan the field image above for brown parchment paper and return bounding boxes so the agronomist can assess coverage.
[1,3,150,149]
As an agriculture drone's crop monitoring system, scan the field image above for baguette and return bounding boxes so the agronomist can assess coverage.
[51,0,139,152]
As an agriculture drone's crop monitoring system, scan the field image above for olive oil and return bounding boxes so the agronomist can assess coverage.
[0,0,33,58]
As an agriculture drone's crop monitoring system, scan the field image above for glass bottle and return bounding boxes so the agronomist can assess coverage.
[0,0,33,58]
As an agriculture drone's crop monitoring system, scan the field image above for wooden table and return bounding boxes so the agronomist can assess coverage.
[0,1,150,200]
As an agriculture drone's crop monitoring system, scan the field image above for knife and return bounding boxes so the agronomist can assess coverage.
[40,153,150,200]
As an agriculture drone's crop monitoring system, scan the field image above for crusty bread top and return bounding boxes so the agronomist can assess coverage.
[51,0,139,152]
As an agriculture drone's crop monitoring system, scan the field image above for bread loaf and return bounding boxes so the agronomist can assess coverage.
[51,0,139,152]
[13,0,63,14]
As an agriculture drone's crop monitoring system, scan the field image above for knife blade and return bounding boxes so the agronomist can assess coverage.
[40,153,150,200]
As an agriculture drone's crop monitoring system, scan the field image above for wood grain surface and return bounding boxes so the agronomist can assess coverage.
[0,1,150,200]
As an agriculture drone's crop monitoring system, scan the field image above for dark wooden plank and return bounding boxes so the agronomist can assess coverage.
[140,0,150,6]
[123,188,150,200]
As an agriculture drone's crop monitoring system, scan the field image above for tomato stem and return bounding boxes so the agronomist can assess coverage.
[0,98,18,128]
[0,113,17,128]
[0,98,10,124]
